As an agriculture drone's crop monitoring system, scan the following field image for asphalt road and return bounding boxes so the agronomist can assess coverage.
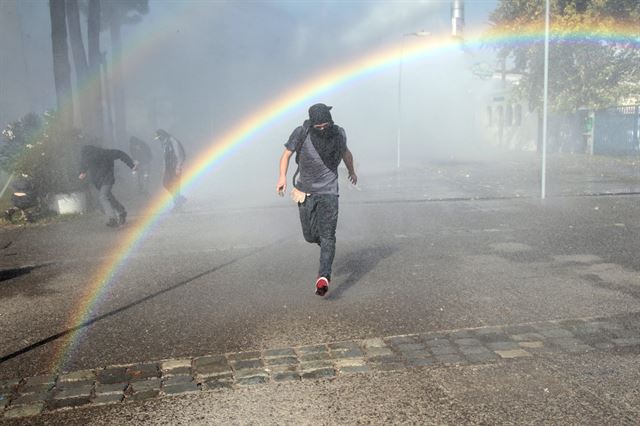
[0,152,639,423]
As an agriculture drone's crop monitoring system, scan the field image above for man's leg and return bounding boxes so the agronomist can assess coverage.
[98,184,118,224]
[173,174,186,206]
[103,184,125,217]
[164,172,185,208]
[111,193,127,225]
[173,174,187,208]
[110,194,125,216]
[163,171,175,195]
[298,196,319,245]
[316,194,339,281]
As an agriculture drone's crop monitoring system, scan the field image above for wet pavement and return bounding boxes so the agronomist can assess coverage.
[1,313,640,422]
[0,152,639,423]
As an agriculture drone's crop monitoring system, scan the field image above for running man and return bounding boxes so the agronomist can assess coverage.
[276,103,357,296]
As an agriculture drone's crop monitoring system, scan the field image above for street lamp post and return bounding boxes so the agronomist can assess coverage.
[396,31,430,169]
[541,0,550,199]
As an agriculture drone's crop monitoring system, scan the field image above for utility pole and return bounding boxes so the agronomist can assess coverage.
[541,0,550,199]
[451,0,464,39]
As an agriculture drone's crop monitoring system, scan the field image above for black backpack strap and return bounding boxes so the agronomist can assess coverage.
[292,167,299,188]
[292,125,310,188]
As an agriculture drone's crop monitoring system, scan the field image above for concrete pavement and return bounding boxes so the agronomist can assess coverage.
[0,152,639,423]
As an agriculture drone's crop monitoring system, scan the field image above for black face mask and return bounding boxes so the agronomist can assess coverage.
[309,124,342,171]
[310,123,334,138]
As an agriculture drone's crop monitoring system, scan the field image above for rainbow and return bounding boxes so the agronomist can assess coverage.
[52,22,639,371]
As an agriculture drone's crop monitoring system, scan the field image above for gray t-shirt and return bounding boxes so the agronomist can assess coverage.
[285,125,347,195]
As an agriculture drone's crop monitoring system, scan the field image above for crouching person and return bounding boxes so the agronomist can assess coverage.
[79,145,138,228]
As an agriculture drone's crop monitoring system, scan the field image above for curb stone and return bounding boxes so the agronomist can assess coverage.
[2,315,639,420]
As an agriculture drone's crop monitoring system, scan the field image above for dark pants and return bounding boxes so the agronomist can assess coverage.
[163,171,186,207]
[98,184,125,220]
[298,194,339,281]
[136,164,150,194]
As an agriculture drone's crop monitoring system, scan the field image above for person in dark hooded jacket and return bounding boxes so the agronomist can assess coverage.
[154,129,187,210]
[129,136,152,195]
[276,103,357,296]
[79,145,138,227]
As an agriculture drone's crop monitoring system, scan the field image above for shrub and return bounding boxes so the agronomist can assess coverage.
[0,111,86,197]
[0,112,42,174]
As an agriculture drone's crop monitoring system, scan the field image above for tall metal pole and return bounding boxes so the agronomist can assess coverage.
[451,0,464,39]
[396,40,405,169]
[541,0,550,199]
[396,31,430,169]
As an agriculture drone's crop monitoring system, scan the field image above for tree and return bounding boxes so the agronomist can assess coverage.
[49,0,74,129]
[64,0,105,141]
[489,0,640,112]
[102,0,149,147]
[87,0,104,140]
[66,0,92,133]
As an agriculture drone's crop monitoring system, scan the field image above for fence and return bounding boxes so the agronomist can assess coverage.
[593,105,640,155]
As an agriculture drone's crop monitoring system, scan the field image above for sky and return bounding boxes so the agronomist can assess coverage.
[121,0,500,192]
[1,0,501,200]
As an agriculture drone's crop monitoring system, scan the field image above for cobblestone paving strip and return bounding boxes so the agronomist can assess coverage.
[2,315,639,419]
[160,359,191,377]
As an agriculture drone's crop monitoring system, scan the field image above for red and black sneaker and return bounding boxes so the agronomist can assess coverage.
[315,277,329,297]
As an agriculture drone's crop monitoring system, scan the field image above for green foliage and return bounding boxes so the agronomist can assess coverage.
[489,0,640,112]
[0,113,42,174]
[0,111,85,196]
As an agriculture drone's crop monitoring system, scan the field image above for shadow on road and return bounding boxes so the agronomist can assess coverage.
[0,264,45,282]
[326,245,397,300]
[0,242,278,366]
[0,263,60,300]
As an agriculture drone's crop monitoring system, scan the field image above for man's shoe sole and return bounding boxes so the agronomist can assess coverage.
[315,278,329,297]
[315,287,328,296]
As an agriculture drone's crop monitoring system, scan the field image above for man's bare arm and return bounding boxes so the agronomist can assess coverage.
[276,149,294,195]
[342,148,357,185]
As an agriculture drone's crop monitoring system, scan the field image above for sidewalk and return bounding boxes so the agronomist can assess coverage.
[2,313,639,423]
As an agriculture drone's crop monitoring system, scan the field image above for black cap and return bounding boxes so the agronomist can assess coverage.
[308,103,333,125]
